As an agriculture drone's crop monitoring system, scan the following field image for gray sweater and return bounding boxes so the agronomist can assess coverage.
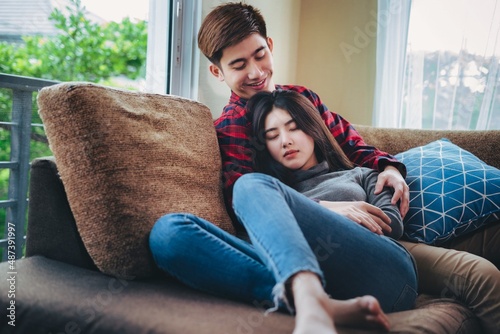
[291,161,403,239]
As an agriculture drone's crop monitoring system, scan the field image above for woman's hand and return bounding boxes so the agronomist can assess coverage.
[374,165,409,218]
[318,201,392,235]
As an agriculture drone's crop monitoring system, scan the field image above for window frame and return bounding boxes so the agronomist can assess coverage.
[146,0,201,99]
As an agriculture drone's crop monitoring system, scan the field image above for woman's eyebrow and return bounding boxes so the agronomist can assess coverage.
[264,118,294,133]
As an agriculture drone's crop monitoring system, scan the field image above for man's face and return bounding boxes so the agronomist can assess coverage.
[210,33,275,100]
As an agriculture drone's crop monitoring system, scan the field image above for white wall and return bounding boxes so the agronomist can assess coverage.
[296,0,377,125]
[196,0,377,125]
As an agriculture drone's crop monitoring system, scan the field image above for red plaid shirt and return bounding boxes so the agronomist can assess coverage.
[214,84,405,209]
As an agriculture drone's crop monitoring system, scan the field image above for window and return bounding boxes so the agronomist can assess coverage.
[375,0,500,130]
[146,0,201,99]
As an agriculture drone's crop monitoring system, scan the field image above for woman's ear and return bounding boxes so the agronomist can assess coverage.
[209,64,224,82]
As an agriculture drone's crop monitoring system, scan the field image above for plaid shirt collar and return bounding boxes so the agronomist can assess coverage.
[229,91,247,107]
[228,85,284,107]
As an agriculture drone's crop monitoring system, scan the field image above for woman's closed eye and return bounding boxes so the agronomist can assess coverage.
[265,121,299,140]
[288,120,299,131]
[265,132,279,141]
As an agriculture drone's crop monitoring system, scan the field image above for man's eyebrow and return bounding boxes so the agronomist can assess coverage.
[227,46,267,67]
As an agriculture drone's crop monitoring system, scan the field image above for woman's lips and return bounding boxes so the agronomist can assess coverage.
[284,149,299,157]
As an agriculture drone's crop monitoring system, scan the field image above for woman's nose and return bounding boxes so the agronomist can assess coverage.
[281,134,292,148]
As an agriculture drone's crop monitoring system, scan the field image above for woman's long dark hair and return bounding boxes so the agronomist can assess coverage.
[248,90,354,184]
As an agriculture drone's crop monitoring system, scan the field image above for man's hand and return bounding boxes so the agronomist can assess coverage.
[318,201,392,235]
[374,165,409,218]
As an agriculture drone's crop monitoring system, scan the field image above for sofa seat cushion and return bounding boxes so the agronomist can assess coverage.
[388,297,481,333]
[37,82,234,279]
[0,256,293,334]
[0,256,480,334]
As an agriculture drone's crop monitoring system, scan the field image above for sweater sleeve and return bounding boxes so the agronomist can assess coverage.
[362,168,404,239]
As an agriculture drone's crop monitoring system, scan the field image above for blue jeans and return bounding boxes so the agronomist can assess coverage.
[149,173,417,313]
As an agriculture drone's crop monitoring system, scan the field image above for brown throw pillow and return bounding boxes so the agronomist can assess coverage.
[37,82,234,279]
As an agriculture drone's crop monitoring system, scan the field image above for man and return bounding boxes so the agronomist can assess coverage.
[198,2,410,227]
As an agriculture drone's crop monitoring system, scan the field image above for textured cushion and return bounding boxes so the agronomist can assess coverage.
[396,139,500,245]
[37,82,234,279]
[26,157,96,270]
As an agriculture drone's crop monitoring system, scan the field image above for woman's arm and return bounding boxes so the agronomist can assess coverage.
[317,200,392,236]
[362,169,404,239]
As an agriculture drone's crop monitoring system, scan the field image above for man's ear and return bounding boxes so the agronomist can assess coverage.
[267,37,274,52]
[209,64,224,82]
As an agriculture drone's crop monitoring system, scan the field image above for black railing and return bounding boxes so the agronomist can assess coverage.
[0,73,58,261]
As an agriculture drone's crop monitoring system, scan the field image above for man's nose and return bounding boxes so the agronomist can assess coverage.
[247,61,263,79]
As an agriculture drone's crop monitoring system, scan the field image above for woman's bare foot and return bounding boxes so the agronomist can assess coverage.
[328,296,390,330]
[291,272,390,334]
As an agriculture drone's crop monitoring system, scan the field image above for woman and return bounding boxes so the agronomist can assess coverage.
[249,89,404,240]
[246,89,500,334]
[149,92,419,333]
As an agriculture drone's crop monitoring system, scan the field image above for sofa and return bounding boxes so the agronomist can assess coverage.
[1,82,499,333]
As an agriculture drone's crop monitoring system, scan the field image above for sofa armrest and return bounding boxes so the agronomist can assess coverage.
[25,157,96,270]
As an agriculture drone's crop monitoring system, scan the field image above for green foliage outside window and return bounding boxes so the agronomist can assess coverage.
[0,0,148,249]
[0,0,147,81]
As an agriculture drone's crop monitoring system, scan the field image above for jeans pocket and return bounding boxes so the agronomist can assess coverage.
[393,284,418,312]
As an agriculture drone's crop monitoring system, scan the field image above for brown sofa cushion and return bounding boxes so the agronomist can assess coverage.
[0,256,481,334]
[25,157,96,271]
[37,82,234,279]
[354,124,500,168]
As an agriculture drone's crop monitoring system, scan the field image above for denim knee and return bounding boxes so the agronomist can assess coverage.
[149,213,193,269]
[234,173,269,191]
[233,173,276,205]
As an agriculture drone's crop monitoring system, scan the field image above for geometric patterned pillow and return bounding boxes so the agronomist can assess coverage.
[395,139,500,245]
